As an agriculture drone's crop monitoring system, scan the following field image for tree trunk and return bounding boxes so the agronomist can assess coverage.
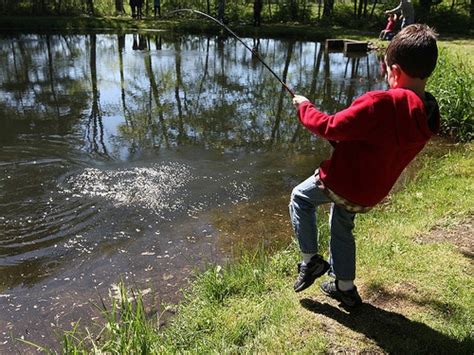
[217,0,225,21]
[323,0,334,17]
[302,0,307,21]
[369,0,377,18]
[55,0,62,14]
[357,0,364,18]
[115,0,124,14]
[87,0,94,15]
[419,0,432,17]
[290,0,298,20]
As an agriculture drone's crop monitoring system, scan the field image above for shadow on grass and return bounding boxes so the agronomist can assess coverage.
[300,298,473,354]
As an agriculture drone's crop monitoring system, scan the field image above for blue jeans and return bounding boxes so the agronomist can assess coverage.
[289,175,356,280]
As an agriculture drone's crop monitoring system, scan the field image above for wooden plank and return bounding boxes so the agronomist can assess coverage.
[343,49,368,58]
[344,41,368,52]
[326,39,368,52]
[325,39,345,50]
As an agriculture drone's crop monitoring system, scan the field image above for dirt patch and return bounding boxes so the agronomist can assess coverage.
[415,216,473,259]
[363,282,425,314]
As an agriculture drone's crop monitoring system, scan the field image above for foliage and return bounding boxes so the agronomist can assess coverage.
[428,49,474,142]
[420,3,472,33]
[0,0,472,35]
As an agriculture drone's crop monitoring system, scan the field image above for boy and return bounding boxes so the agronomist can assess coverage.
[290,24,440,307]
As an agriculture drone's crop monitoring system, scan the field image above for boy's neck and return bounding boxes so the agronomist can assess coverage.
[396,75,427,99]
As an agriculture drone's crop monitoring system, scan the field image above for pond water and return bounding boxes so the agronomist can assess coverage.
[0,31,386,351]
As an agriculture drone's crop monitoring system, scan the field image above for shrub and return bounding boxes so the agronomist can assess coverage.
[428,49,473,142]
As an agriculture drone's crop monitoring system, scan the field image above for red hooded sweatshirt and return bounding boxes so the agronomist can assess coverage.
[297,88,440,207]
[385,17,396,32]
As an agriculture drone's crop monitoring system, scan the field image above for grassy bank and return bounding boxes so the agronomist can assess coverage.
[55,140,473,353]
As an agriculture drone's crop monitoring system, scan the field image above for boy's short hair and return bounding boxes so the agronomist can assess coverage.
[385,24,438,79]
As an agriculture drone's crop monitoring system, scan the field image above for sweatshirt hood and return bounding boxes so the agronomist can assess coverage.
[424,91,440,134]
[394,89,440,147]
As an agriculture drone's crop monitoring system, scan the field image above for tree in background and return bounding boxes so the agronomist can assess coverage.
[323,0,334,16]
[289,0,298,20]
[0,0,472,31]
[217,0,225,21]
[116,0,125,14]
[254,0,263,26]
[86,0,94,15]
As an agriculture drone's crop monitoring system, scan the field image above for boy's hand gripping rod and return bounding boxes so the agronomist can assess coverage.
[165,9,296,98]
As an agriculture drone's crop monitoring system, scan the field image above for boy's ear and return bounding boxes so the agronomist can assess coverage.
[391,64,402,78]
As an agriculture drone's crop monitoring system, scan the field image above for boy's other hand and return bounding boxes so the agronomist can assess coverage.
[292,95,309,109]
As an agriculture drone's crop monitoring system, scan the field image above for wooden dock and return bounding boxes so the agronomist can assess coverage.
[325,39,368,53]
[325,39,345,51]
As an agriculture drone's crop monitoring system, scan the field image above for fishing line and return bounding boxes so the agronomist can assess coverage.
[165,9,295,97]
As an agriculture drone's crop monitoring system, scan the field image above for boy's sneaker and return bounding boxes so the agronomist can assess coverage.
[293,254,330,293]
[320,280,362,307]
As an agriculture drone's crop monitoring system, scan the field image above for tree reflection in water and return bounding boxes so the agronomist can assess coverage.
[0,33,388,159]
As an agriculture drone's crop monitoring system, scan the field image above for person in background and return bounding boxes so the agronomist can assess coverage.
[154,0,161,18]
[254,0,263,27]
[290,24,439,307]
[130,0,137,18]
[136,0,143,19]
[379,13,397,40]
[385,0,415,29]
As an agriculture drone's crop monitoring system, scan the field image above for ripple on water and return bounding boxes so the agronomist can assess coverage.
[65,162,194,217]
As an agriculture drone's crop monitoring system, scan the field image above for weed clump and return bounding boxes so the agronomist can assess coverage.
[428,49,473,142]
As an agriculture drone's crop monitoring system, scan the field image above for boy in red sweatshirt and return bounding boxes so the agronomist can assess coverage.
[290,24,440,307]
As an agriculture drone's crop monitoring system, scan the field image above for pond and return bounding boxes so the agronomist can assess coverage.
[0,31,386,351]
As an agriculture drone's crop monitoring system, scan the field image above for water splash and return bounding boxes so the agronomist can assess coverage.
[66,163,193,216]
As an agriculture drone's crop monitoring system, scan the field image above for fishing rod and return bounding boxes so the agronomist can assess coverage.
[165,9,295,97]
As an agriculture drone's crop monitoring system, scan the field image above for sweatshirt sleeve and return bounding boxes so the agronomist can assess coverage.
[297,94,377,141]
